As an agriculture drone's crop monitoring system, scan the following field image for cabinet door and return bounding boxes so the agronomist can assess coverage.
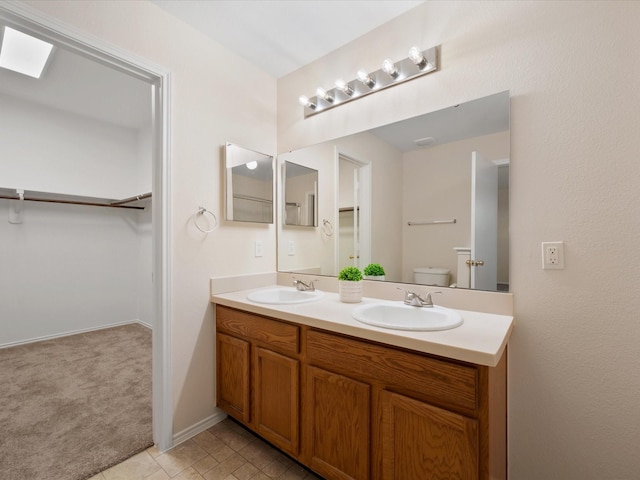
[216,333,250,423]
[254,347,300,455]
[305,366,370,480]
[381,390,479,480]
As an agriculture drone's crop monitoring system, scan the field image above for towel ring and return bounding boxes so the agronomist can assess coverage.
[322,219,334,237]
[194,206,217,233]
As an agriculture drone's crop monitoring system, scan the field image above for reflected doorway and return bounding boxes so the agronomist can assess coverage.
[337,152,371,273]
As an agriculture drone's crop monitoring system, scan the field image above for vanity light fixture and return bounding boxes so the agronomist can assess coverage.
[335,78,354,96]
[316,87,334,103]
[409,46,429,70]
[299,45,439,118]
[298,95,316,110]
[382,59,399,79]
[356,69,376,88]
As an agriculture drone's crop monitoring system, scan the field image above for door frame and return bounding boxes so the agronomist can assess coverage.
[335,148,371,273]
[0,3,174,451]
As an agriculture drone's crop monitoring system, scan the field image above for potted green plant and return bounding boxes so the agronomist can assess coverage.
[337,266,363,303]
[363,263,386,281]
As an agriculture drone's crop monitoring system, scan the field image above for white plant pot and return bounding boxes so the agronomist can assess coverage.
[339,280,363,303]
[363,275,385,281]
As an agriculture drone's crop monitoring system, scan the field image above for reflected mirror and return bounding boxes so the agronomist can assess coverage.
[283,161,318,227]
[225,142,274,223]
[277,91,510,292]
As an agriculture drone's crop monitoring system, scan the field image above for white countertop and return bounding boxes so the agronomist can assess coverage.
[212,286,514,367]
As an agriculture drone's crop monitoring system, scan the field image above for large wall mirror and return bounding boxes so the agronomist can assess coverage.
[225,142,274,224]
[277,91,510,292]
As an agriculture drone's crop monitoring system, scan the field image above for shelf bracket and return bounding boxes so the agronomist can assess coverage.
[9,189,24,224]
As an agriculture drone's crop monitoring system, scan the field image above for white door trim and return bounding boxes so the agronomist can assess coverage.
[335,148,372,272]
[0,2,174,451]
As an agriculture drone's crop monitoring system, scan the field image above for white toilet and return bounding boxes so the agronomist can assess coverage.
[413,267,450,287]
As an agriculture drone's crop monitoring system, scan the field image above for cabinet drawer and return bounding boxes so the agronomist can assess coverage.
[307,329,478,413]
[216,306,299,354]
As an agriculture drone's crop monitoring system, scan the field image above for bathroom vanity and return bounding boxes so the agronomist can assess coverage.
[212,286,512,480]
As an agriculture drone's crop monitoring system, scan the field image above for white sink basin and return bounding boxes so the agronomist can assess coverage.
[247,287,324,305]
[352,303,463,331]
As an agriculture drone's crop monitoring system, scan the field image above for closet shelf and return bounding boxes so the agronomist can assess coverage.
[0,188,151,210]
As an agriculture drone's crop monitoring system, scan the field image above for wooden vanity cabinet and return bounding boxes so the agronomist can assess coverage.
[304,365,371,480]
[216,305,301,455]
[254,347,300,454]
[380,390,479,479]
[215,305,506,480]
[216,332,250,423]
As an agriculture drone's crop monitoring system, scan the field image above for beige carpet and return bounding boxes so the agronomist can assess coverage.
[0,324,153,480]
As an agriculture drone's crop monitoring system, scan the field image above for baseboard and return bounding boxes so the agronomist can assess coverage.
[0,319,151,349]
[171,410,228,448]
[136,319,153,329]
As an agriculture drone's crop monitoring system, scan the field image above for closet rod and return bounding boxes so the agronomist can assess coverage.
[407,218,457,226]
[0,194,147,210]
[109,192,152,206]
[233,193,272,205]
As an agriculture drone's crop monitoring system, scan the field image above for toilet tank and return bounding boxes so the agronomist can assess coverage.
[413,267,450,287]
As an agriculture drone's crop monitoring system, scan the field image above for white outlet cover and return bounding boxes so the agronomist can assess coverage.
[542,241,565,269]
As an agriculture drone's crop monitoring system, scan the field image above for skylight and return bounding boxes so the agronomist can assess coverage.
[0,26,54,79]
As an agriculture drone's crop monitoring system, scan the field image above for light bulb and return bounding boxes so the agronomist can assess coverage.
[246,161,257,170]
[335,78,353,96]
[298,95,316,109]
[409,46,428,70]
[382,59,399,78]
[316,87,334,103]
[357,69,375,88]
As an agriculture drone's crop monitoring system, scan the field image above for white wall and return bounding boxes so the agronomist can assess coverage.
[0,200,141,344]
[0,93,152,346]
[136,205,153,328]
[0,94,149,198]
[23,0,278,435]
[278,1,640,478]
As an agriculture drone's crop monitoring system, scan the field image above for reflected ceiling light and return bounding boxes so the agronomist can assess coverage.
[409,46,429,70]
[316,87,334,103]
[0,26,54,79]
[298,45,439,118]
[356,69,376,89]
[246,161,258,170]
[382,59,399,79]
[414,136,436,147]
[335,78,353,96]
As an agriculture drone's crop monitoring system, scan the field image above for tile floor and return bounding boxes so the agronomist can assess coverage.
[90,418,323,480]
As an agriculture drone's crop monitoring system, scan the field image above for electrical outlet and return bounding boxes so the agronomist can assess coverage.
[542,241,565,269]
[288,240,295,256]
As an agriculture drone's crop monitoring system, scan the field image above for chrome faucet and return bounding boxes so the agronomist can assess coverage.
[293,278,316,291]
[398,288,441,307]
